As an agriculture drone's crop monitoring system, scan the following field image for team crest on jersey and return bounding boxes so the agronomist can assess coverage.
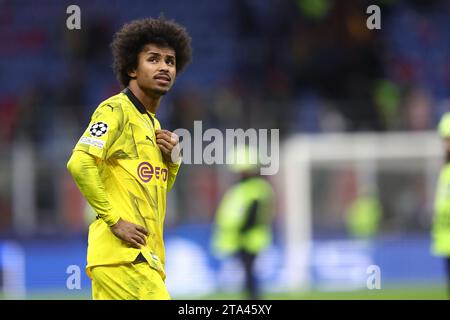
[89,122,108,137]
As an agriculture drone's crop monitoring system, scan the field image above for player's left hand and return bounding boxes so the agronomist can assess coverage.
[156,129,181,163]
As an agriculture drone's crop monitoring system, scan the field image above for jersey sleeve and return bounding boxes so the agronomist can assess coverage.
[67,150,120,226]
[167,159,181,191]
[73,103,124,160]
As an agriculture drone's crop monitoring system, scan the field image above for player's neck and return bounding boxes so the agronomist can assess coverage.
[128,82,161,114]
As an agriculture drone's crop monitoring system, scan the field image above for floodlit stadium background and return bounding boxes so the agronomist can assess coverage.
[0,0,449,299]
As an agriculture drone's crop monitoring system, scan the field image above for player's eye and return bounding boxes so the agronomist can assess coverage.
[148,57,159,63]
[166,58,175,66]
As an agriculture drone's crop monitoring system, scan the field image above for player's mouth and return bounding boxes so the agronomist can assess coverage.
[154,73,171,86]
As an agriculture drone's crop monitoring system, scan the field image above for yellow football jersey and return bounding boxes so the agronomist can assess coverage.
[72,88,180,280]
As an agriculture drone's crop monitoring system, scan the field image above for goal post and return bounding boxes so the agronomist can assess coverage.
[280,131,443,291]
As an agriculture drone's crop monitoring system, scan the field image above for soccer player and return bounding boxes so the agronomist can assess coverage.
[432,113,450,298]
[66,17,192,300]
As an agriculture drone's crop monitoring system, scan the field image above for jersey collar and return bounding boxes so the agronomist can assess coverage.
[123,87,155,126]
[123,87,147,114]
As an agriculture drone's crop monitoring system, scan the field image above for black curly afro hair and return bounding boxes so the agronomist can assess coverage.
[111,17,192,88]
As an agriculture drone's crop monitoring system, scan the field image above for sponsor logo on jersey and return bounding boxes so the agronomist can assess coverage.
[79,136,105,149]
[137,162,168,183]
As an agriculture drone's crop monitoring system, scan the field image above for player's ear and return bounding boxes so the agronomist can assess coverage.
[128,68,137,79]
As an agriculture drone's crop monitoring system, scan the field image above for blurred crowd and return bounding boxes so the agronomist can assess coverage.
[1,0,450,234]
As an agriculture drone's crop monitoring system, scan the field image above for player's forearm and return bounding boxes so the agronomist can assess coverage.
[67,150,120,226]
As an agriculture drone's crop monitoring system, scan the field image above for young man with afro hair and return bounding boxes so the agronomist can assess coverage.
[67,17,192,300]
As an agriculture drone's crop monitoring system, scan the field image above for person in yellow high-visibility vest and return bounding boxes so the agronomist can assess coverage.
[432,113,450,297]
[345,191,382,240]
[212,145,275,300]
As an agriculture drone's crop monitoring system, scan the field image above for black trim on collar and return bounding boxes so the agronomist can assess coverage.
[123,87,155,127]
[123,87,147,114]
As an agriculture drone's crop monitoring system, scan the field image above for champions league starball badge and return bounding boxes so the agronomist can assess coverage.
[89,122,109,137]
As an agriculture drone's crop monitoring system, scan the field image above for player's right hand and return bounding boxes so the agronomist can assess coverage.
[110,218,149,249]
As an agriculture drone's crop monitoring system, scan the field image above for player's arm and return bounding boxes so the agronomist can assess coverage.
[67,150,119,227]
[156,129,181,191]
[68,103,148,248]
[67,150,148,248]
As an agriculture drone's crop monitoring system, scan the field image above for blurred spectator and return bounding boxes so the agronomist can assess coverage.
[212,145,275,299]
[373,79,402,130]
[345,192,382,239]
[0,96,19,145]
[403,87,433,131]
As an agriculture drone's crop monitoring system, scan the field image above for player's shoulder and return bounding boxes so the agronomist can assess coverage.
[247,177,274,194]
[96,92,130,112]
[91,92,131,120]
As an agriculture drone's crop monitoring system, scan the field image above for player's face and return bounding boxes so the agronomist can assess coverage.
[131,44,176,96]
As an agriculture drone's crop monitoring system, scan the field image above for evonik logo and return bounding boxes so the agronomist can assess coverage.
[137,162,168,183]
